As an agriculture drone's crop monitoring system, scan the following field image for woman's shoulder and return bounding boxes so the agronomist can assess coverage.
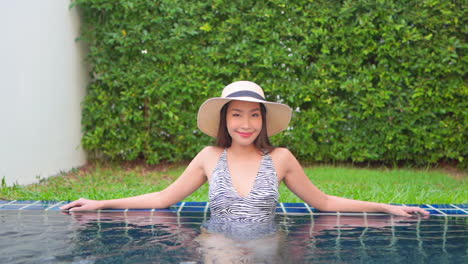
[198,146,224,159]
[200,145,224,154]
[270,147,294,159]
[196,146,224,176]
[269,147,296,166]
[269,147,297,179]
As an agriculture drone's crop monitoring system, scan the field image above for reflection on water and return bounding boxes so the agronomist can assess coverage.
[0,210,466,264]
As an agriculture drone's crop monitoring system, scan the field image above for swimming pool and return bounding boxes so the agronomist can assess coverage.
[1,201,467,263]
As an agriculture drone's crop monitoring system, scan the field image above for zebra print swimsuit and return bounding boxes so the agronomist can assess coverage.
[208,149,279,222]
[203,149,279,240]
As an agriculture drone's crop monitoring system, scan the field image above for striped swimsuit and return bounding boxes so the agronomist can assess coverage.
[208,149,279,222]
[203,149,279,240]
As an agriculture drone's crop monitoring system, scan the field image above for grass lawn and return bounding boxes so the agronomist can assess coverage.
[1,162,466,204]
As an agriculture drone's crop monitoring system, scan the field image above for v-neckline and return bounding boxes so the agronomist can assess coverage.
[224,149,265,199]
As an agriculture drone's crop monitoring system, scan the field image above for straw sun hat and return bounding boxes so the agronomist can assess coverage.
[197,81,292,138]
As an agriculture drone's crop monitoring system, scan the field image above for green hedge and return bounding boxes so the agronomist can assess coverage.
[72,0,467,166]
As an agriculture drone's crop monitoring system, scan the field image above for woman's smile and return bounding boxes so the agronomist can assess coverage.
[237,131,254,138]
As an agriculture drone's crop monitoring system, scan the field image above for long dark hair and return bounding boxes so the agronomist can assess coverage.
[215,101,274,154]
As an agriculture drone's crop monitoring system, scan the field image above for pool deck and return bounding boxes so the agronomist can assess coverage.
[0,200,467,216]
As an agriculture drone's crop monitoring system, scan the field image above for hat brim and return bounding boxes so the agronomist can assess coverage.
[197,97,292,138]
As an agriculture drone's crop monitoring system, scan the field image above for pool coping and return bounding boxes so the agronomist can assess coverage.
[1,200,467,217]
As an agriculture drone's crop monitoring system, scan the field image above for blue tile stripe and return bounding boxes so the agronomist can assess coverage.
[0,200,467,216]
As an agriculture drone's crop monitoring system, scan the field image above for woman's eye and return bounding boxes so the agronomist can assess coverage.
[252,113,260,117]
[232,113,240,117]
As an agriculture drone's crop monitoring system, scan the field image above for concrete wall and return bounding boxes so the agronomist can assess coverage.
[0,1,88,185]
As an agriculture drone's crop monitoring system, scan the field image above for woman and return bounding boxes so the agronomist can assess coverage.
[60,81,429,218]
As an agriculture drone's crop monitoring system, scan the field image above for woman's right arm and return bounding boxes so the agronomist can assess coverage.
[60,147,210,211]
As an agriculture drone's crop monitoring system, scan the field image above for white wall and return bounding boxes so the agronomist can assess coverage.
[0,1,88,185]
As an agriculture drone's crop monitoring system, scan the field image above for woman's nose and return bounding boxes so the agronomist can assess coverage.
[240,117,251,128]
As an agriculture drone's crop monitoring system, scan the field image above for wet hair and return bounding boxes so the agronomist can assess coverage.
[215,101,274,154]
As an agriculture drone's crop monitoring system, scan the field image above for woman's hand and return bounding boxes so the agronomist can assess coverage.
[59,198,104,211]
[383,204,430,217]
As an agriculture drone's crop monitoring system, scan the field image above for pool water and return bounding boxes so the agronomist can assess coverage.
[0,210,466,264]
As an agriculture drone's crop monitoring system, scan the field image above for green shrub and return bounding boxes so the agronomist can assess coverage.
[72,0,467,166]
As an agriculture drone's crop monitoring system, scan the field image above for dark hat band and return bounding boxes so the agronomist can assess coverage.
[226,90,265,101]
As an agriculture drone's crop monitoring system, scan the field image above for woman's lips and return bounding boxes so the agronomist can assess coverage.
[238,132,254,138]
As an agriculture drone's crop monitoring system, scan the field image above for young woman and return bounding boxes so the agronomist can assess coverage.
[60,81,429,218]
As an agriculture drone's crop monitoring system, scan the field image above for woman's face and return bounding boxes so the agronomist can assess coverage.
[226,100,263,147]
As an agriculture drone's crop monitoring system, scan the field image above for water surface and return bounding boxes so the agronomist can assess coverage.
[0,210,466,263]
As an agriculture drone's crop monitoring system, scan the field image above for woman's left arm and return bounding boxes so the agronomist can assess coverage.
[279,149,429,217]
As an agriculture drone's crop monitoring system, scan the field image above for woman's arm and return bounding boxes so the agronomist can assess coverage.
[280,149,429,216]
[60,148,210,211]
